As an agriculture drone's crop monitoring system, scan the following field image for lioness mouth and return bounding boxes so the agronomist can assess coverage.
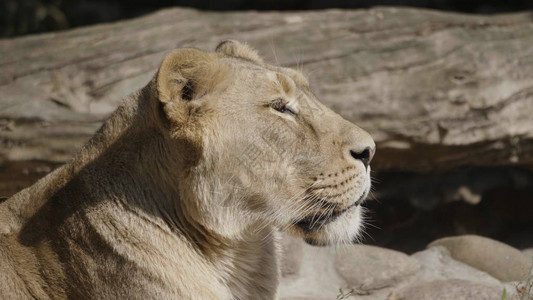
[295,190,367,233]
[295,199,360,233]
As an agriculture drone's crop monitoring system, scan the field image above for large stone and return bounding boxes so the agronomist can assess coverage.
[411,246,503,286]
[523,248,533,263]
[429,235,532,282]
[397,279,502,300]
[334,245,419,291]
[278,244,346,299]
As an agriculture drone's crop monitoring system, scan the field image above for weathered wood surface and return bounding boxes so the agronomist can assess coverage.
[1,7,533,196]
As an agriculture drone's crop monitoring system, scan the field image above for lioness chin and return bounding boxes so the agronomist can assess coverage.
[0,41,375,299]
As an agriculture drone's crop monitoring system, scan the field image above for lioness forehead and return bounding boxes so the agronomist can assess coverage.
[220,56,310,89]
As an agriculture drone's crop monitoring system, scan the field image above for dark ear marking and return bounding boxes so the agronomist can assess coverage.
[155,48,230,129]
[157,48,228,103]
[181,81,194,101]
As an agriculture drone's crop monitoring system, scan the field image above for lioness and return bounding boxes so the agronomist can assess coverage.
[0,41,375,299]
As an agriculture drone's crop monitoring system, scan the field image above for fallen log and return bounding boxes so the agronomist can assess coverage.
[1,7,533,196]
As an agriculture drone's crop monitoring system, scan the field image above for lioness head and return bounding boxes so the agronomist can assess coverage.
[156,41,375,246]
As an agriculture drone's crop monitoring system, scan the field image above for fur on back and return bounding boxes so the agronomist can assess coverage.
[0,41,375,299]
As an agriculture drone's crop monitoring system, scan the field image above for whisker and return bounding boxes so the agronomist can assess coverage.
[260,181,319,234]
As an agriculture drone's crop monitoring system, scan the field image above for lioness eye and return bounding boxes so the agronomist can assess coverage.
[271,98,296,115]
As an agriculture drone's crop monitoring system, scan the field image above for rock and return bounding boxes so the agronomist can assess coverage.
[347,246,519,300]
[524,248,533,277]
[280,233,304,277]
[280,243,521,300]
[397,279,502,300]
[403,246,520,300]
[334,245,419,291]
[278,244,345,299]
[523,248,533,262]
[411,246,504,286]
[409,245,522,298]
[428,235,531,282]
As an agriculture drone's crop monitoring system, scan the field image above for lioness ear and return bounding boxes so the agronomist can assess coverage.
[157,48,227,104]
[215,40,264,64]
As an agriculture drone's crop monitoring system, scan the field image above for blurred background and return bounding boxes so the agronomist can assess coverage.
[2,1,533,298]
[2,0,533,38]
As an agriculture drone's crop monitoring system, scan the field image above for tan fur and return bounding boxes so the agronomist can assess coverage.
[0,41,375,299]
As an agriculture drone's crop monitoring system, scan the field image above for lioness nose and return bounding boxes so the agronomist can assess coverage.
[345,125,375,169]
[350,147,375,169]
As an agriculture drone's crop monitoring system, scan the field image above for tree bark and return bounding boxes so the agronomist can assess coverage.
[1,7,533,196]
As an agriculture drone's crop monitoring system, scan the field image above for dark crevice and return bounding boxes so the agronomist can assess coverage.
[362,166,533,253]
